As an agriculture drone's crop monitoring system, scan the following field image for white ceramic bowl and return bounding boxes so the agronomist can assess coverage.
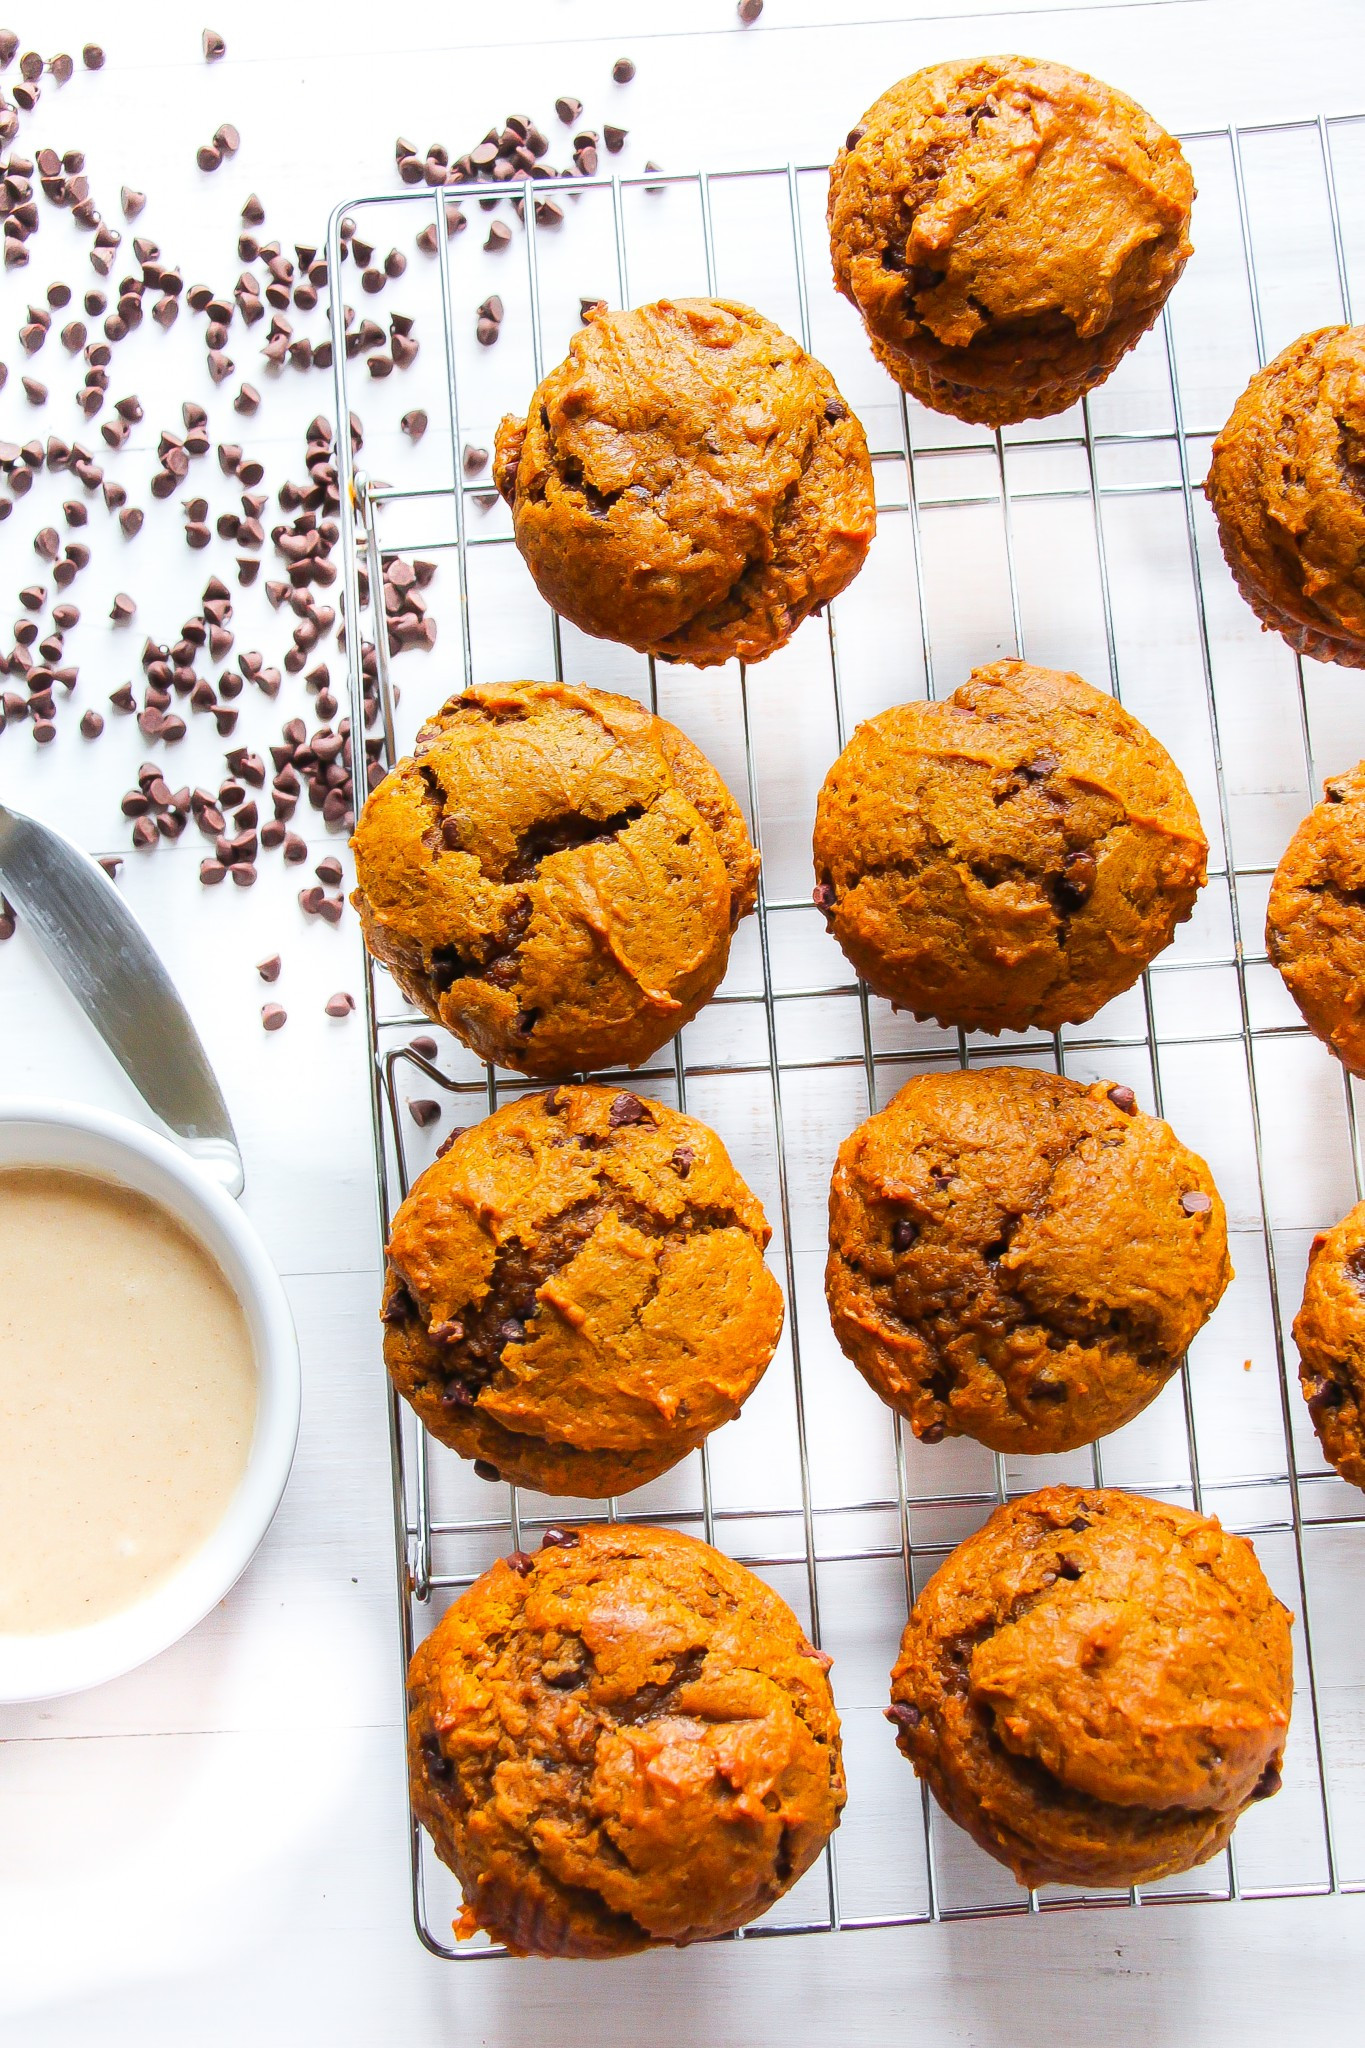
[0,1099,300,1702]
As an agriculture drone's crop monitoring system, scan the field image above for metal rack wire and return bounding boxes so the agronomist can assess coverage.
[328,112,1365,1957]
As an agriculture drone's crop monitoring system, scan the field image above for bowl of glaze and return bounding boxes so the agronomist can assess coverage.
[0,1099,300,1702]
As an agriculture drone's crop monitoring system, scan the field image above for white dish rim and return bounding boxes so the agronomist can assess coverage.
[0,1097,300,1702]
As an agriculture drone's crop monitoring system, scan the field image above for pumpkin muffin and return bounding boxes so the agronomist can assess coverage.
[812,661,1207,1033]
[382,1084,784,1496]
[827,56,1194,426]
[1266,760,1365,1076]
[492,298,875,667]
[1205,327,1365,669]
[408,1523,845,1955]
[826,1066,1231,1455]
[1293,1200,1365,1491]
[889,1486,1293,1890]
[351,681,758,1080]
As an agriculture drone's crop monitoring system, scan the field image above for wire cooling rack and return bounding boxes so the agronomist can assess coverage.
[328,112,1365,1957]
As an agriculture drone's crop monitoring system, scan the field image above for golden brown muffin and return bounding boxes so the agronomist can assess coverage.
[408,1523,845,1955]
[1205,327,1365,668]
[492,298,875,667]
[826,1066,1231,1455]
[828,56,1194,426]
[889,1486,1293,1890]
[351,681,758,1080]
[1266,760,1365,1077]
[1293,1200,1365,1490]
[382,1084,784,1496]
[812,662,1207,1033]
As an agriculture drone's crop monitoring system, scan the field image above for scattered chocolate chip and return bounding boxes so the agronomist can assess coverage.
[604,125,627,153]
[738,0,763,17]
[410,1035,438,1059]
[504,1551,535,1577]
[79,709,104,738]
[540,1526,581,1549]
[885,1701,920,1729]
[324,991,355,1018]
[82,43,104,68]
[612,57,635,82]
[1181,1190,1213,1215]
[213,122,240,155]
[256,954,282,982]
[1107,1084,1137,1115]
[607,1091,647,1127]
[408,1098,441,1128]
[261,1002,286,1032]
[919,1422,946,1444]
[119,506,144,537]
[203,28,226,59]
[110,592,136,623]
[554,96,582,125]
[472,1459,501,1483]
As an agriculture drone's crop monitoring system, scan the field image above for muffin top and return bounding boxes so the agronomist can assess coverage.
[826,1066,1231,1455]
[890,1486,1293,1891]
[382,1084,784,1497]
[812,661,1207,1033]
[408,1523,845,1956]
[1206,325,1365,666]
[493,298,875,667]
[1267,758,1365,1077]
[351,681,758,1079]
[1294,1198,1365,1491]
[828,56,1193,408]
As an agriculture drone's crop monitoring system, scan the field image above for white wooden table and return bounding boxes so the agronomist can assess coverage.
[2,3,1363,2040]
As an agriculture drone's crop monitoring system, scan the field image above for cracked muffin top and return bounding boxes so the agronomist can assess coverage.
[1294,1199,1365,1492]
[826,1066,1231,1456]
[812,661,1207,1034]
[1206,326,1365,668]
[828,55,1194,425]
[408,1522,845,1956]
[350,681,758,1079]
[382,1083,785,1498]
[1267,759,1365,1077]
[492,298,875,667]
[889,1486,1292,1891]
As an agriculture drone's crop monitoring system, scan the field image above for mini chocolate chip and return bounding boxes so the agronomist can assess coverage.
[324,991,356,1018]
[1054,848,1097,909]
[540,1527,580,1549]
[498,1318,526,1345]
[1067,1515,1091,1533]
[738,0,763,17]
[261,1003,286,1031]
[608,1091,647,1127]
[1250,1761,1282,1802]
[473,1459,501,1483]
[380,1285,414,1325]
[504,1551,535,1577]
[1181,1190,1213,1214]
[885,1701,920,1728]
[824,397,848,422]
[671,1143,694,1179]
[1057,1557,1083,1580]
[812,880,836,912]
[920,1422,946,1445]
[409,1035,438,1059]
[408,1098,441,1127]
[1107,1084,1137,1115]
[203,28,226,59]
[428,1319,465,1344]
[257,954,282,982]
[613,58,635,82]
[892,1218,918,1251]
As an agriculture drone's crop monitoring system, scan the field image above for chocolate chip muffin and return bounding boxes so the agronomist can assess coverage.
[408,1523,845,1955]
[1294,1201,1365,1490]
[1205,327,1365,668]
[826,1066,1231,1455]
[812,662,1207,1033]
[1266,760,1365,1077]
[351,681,758,1080]
[889,1486,1293,1890]
[828,56,1194,426]
[382,1084,784,1496]
[492,298,875,667]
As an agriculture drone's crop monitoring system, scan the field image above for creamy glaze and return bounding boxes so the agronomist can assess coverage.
[0,1167,257,1634]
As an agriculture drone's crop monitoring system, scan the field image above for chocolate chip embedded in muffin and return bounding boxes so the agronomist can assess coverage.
[407,1523,846,1955]
[1294,1199,1365,1490]
[827,56,1194,426]
[1266,759,1365,1076]
[350,681,758,1079]
[812,661,1207,1033]
[492,297,875,667]
[382,1084,784,1496]
[889,1486,1293,1891]
[1206,326,1365,669]
[826,1066,1231,1455]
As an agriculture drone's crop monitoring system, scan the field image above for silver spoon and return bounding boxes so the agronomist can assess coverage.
[0,797,243,1197]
